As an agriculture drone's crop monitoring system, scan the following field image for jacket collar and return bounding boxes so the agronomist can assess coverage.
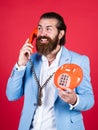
[59,46,72,66]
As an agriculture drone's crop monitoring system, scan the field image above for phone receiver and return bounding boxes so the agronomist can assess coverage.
[54,64,83,90]
[29,28,38,43]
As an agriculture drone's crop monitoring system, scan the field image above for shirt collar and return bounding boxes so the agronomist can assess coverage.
[41,46,62,64]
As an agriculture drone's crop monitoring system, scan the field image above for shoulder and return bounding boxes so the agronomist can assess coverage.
[63,46,89,62]
[69,50,90,63]
[68,50,91,73]
[61,46,90,66]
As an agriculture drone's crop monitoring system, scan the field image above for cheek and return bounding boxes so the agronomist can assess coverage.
[50,33,59,40]
[37,32,41,37]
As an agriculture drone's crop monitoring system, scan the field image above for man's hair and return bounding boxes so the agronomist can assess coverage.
[40,12,67,45]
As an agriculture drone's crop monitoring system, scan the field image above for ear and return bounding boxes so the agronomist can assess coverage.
[58,30,65,40]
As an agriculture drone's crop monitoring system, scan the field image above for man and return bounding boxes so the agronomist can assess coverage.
[6,12,94,130]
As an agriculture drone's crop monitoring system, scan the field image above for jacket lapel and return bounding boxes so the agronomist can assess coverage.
[59,46,72,66]
[33,54,42,80]
[54,46,72,102]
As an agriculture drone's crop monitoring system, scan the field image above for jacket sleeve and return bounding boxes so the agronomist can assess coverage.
[6,64,26,101]
[73,55,95,111]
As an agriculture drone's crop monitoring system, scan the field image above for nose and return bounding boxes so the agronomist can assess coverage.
[38,28,47,36]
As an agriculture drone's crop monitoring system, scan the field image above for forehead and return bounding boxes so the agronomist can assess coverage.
[38,18,58,27]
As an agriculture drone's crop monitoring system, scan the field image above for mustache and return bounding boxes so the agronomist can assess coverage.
[37,36,51,41]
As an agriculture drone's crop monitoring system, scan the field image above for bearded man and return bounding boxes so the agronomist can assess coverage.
[6,12,94,130]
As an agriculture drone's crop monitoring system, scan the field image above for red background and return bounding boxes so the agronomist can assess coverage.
[0,0,98,130]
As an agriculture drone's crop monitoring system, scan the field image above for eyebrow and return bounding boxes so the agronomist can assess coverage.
[38,25,54,28]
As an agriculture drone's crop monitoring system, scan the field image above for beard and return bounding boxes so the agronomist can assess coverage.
[36,34,59,56]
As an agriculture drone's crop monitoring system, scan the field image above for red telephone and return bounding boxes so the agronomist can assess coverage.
[28,28,38,43]
[54,64,83,90]
[24,28,38,57]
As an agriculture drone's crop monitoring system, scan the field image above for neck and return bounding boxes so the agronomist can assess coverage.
[46,45,61,65]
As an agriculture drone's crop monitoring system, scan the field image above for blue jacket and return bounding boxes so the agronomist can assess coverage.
[6,46,94,130]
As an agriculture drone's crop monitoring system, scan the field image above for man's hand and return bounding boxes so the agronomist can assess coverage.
[58,88,77,105]
[17,38,34,66]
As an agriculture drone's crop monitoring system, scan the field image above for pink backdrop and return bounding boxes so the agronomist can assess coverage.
[0,0,98,129]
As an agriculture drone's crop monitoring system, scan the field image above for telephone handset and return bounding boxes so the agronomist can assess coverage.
[28,28,38,54]
[28,28,38,43]
[25,28,37,57]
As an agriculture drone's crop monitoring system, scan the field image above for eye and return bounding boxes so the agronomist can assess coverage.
[38,26,41,31]
[46,27,52,32]
[37,26,43,33]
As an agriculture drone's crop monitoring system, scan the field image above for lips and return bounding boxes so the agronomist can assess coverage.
[40,38,48,44]
[37,36,51,44]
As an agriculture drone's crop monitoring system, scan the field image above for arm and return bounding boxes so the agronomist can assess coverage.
[6,64,26,101]
[74,56,94,110]
[58,56,94,111]
[6,39,34,101]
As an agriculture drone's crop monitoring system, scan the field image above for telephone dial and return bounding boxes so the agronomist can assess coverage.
[54,64,83,90]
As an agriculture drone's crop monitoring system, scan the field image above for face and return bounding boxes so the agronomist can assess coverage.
[36,18,60,56]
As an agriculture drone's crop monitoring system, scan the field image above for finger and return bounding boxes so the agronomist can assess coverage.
[64,87,72,93]
[22,42,34,52]
[25,38,34,45]
[58,88,70,94]
[58,89,69,98]
[25,46,33,53]
[23,42,33,49]
[25,38,29,43]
